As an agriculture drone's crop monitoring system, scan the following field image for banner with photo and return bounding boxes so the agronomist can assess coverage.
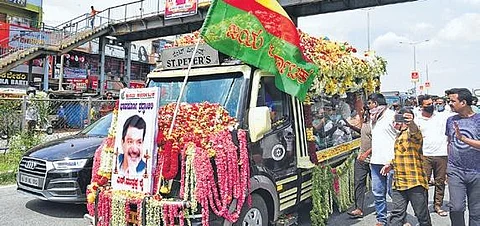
[165,0,198,19]
[111,87,161,193]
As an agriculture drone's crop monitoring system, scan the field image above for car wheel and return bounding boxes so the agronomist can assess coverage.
[46,127,54,135]
[233,194,268,226]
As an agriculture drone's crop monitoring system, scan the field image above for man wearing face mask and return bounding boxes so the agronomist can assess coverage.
[435,97,451,113]
[415,95,451,217]
[368,93,397,226]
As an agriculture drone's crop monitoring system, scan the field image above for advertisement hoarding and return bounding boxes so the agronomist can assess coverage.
[165,0,198,19]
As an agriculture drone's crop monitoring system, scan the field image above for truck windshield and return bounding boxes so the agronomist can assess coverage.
[148,73,245,117]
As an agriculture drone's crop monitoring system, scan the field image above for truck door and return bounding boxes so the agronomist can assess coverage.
[249,73,300,212]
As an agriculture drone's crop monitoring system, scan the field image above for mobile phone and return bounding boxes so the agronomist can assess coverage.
[394,113,407,123]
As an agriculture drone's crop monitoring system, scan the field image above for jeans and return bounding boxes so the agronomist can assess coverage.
[447,166,480,226]
[371,163,393,224]
[354,159,371,211]
[423,156,447,209]
[389,186,432,226]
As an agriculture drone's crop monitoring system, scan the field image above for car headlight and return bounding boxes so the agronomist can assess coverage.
[52,159,88,169]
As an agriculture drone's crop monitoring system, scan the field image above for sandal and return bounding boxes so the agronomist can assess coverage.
[435,209,448,217]
[347,209,364,218]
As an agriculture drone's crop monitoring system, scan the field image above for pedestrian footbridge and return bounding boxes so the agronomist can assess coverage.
[0,0,417,90]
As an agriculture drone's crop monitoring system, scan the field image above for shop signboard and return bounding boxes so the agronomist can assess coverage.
[64,67,87,79]
[111,87,160,193]
[0,71,29,86]
[0,22,9,47]
[130,80,145,89]
[9,24,49,49]
[161,44,219,70]
[165,0,198,19]
[67,78,88,91]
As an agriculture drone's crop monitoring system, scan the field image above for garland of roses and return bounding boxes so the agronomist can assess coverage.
[193,129,250,225]
[153,102,237,191]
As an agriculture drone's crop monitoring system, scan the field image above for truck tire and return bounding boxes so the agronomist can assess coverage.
[234,194,268,226]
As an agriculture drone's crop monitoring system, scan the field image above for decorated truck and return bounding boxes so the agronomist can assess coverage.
[84,27,387,226]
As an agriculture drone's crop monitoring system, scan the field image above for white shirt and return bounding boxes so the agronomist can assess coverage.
[370,108,397,165]
[415,111,453,156]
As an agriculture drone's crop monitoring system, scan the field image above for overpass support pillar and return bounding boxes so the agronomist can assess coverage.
[123,41,131,88]
[99,36,107,96]
[43,55,49,91]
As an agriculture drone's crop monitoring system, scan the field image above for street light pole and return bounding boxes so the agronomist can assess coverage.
[363,8,374,52]
[399,39,429,96]
[367,10,371,51]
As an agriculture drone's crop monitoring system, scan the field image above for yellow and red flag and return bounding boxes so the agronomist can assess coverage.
[200,0,319,101]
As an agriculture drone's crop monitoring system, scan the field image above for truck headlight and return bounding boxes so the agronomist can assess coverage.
[52,159,88,169]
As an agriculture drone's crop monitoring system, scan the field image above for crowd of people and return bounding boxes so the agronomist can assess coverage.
[346,88,479,226]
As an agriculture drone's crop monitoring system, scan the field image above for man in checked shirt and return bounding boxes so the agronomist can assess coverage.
[381,107,432,226]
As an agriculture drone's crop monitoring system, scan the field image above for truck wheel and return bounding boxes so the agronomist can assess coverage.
[234,194,268,226]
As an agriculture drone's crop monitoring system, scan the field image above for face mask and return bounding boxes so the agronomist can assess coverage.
[423,105,435,114]
[436,104,445,112]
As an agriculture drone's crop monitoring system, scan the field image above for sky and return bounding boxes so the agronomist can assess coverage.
[43,0,480,96]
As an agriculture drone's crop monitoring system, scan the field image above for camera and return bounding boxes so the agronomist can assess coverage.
[394,113,407,123]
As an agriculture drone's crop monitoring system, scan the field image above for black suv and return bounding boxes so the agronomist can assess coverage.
[17,113,112,203]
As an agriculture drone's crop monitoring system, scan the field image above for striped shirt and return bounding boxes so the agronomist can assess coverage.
[392,129,428,191]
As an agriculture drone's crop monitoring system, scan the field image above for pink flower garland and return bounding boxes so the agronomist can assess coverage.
[194,129,250,225]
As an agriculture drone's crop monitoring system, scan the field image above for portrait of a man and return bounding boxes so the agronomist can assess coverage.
[118,115,147,176]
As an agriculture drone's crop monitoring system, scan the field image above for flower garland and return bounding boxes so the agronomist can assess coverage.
[89,102,250,226]
[153,102,237,189]
[87,108,119,216]
[330,153,355,212]
[310,153,356,225]
[97,188,112,226]
[145,196,163,226]
[310,165,334,226]
[194,129,250,225]
[299,31,387,96]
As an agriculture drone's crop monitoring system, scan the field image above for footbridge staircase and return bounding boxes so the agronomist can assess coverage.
[0,0,417,76]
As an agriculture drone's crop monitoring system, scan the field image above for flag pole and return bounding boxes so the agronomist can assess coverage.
[168,38,202,136]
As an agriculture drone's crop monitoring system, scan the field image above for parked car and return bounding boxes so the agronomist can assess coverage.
[17,113,112,203]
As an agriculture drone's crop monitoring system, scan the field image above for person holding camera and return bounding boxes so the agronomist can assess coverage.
[385,107,432,226]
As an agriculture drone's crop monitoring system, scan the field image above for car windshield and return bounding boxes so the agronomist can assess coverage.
[148,72,245,117]
[80,113,113,136]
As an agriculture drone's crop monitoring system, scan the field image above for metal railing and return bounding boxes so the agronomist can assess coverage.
[0,97,116,141]
[0,0,211,62]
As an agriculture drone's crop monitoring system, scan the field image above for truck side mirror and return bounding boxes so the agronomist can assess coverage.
[248,106,272,142]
